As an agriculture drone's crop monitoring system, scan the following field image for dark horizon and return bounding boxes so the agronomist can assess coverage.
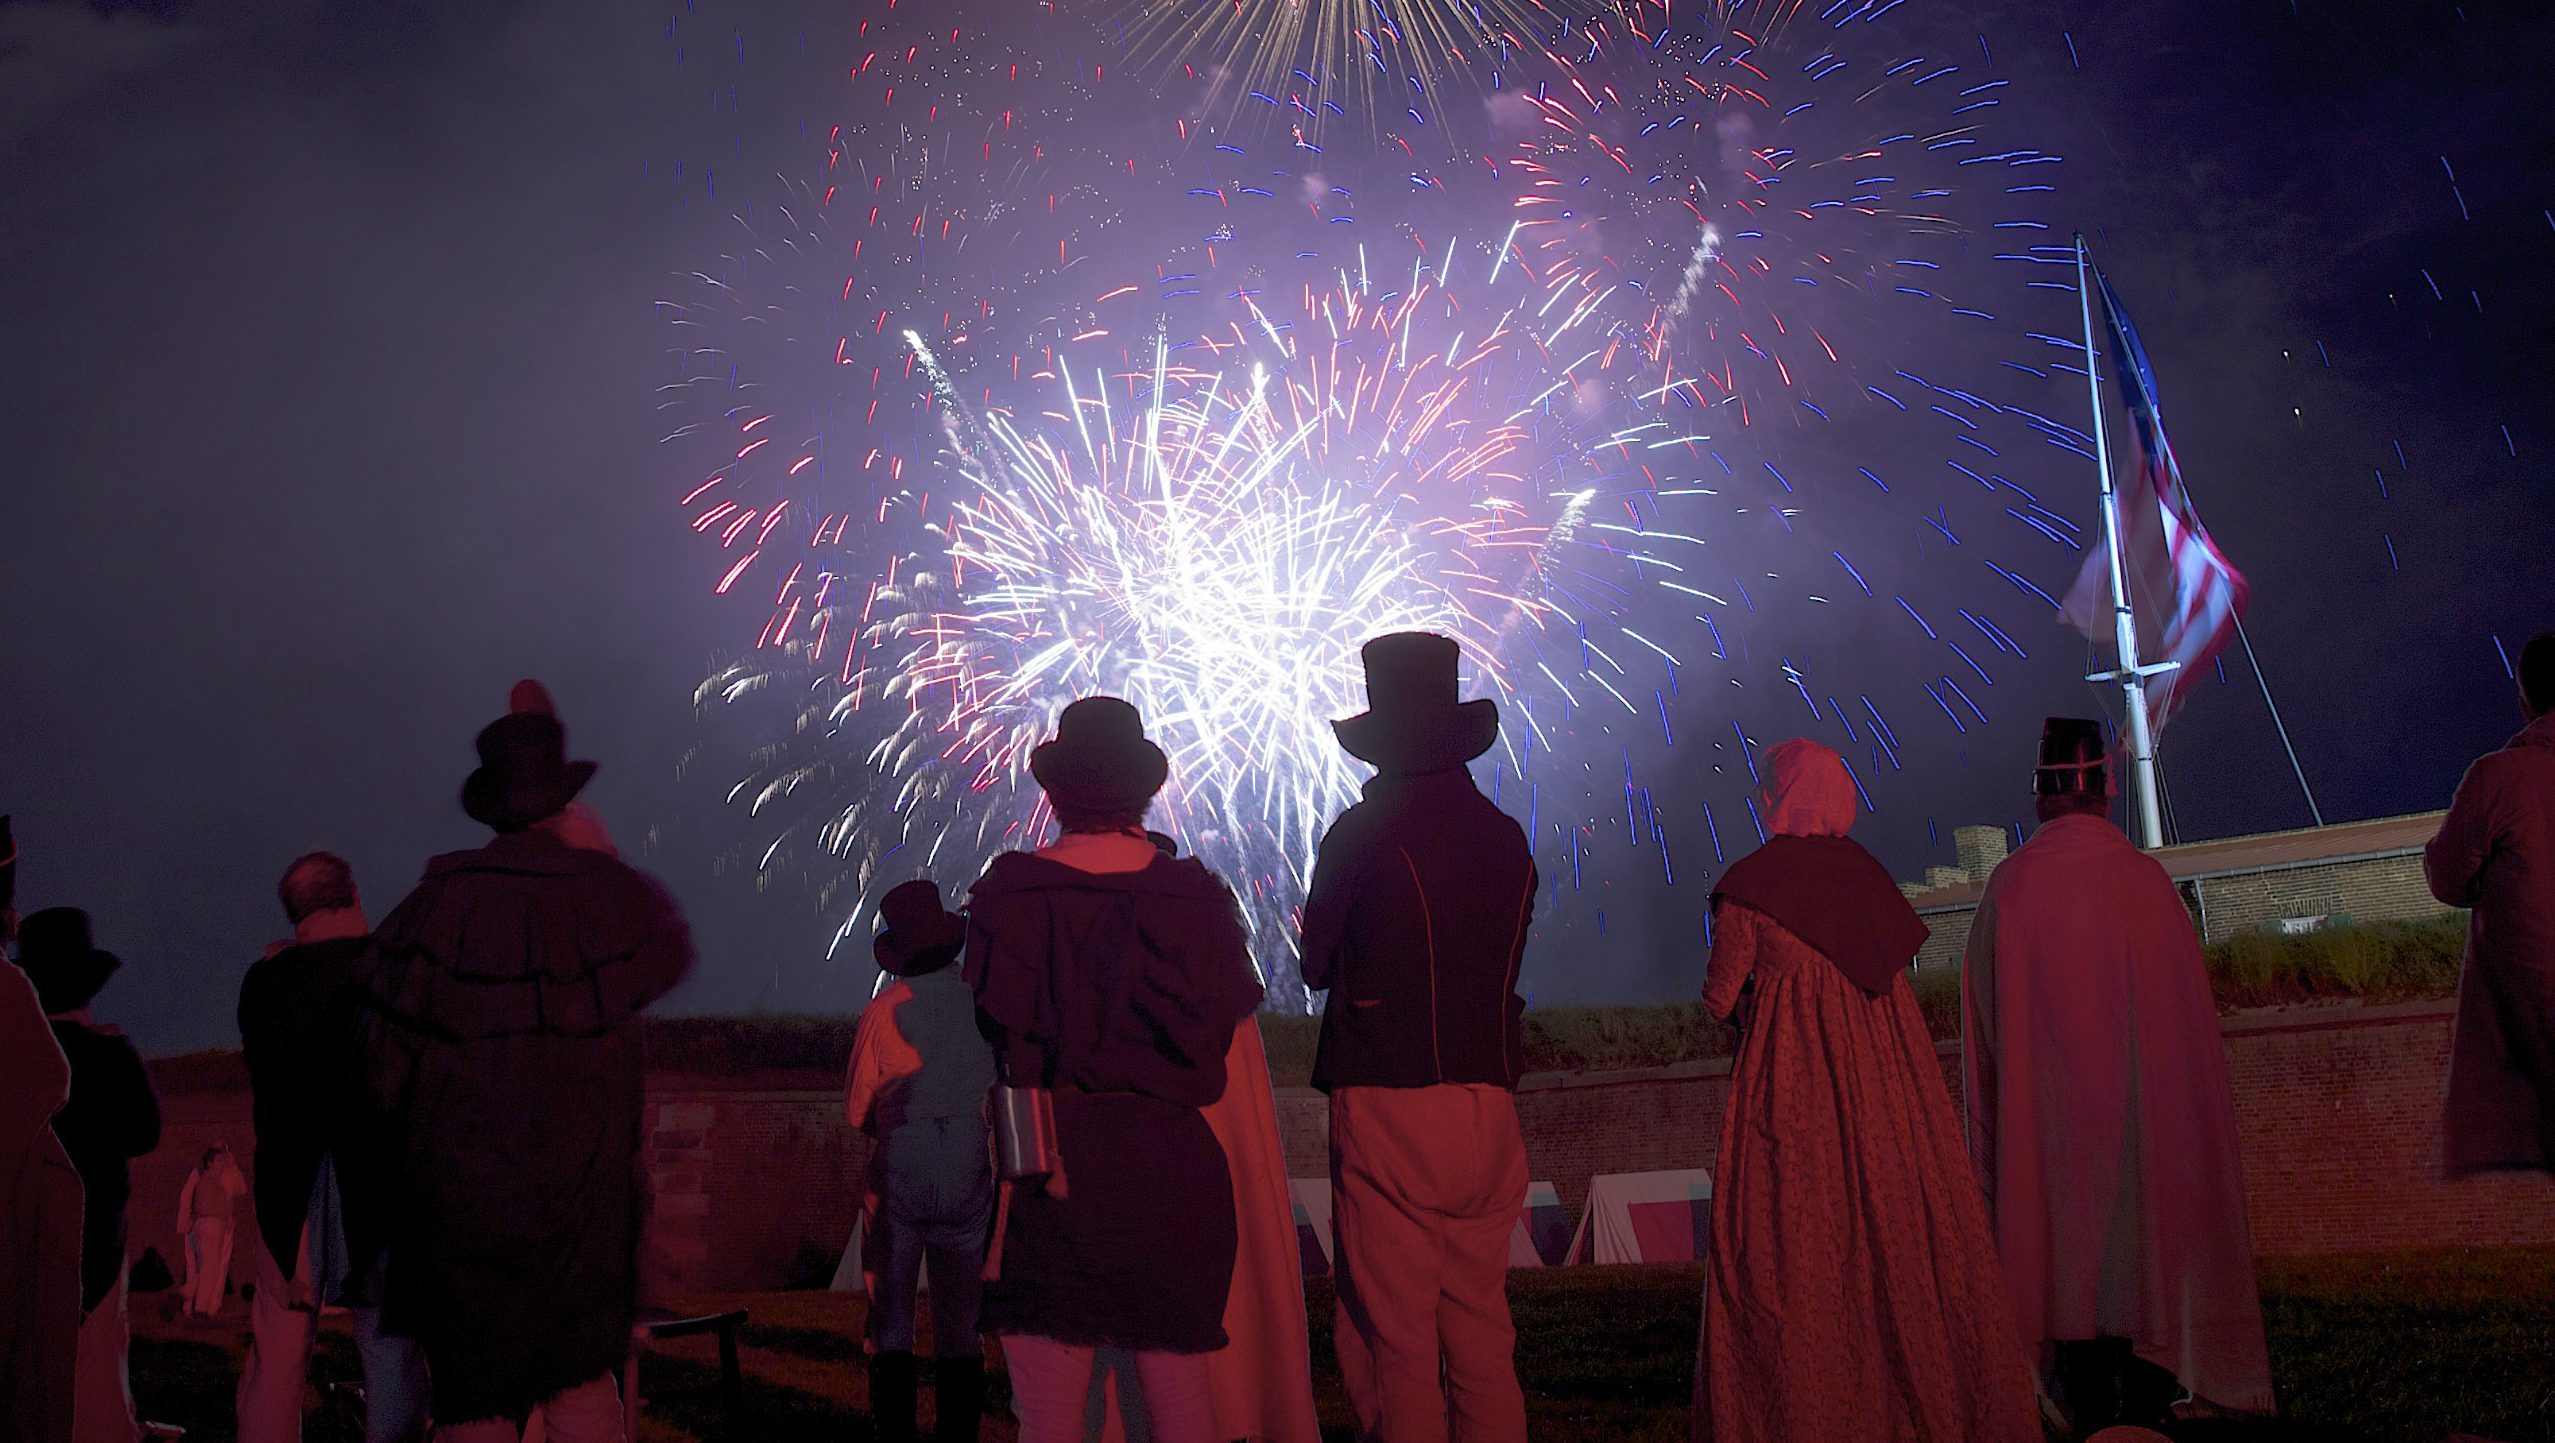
[3,0,2548,1055]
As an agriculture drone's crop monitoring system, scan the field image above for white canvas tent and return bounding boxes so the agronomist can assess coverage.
[828,1215,931,1295]
[1508,1181,1571,1268]
[1561,1169,1713,1265]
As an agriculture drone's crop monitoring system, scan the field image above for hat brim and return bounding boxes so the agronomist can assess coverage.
[462,759,599,832]
[1333,698,1499,771]
[1028,737,1169,812]
[874,923,965,978]
[2031,760,2110,798]
[28,949,120,1013]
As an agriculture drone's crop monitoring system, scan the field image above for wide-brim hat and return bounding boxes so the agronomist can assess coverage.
[1333,631,1499,772]
[17,906,120,1013]
[462,680,599,832]
[1029,697,1169,813]
[2033,715,2111,797]
[873,879,966,977]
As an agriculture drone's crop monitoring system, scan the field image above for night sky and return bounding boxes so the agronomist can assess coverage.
[3,0,2548,1054]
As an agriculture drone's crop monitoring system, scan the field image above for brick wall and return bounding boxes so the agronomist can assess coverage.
[643,1087,869,1293]
[134,1001,2554,1295]
[1914,910,1973,971]
[1276,1003,2552,1255]
[2192,853,2450,942]
[1913,850,2456,964]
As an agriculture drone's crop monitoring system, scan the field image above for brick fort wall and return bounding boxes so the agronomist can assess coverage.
[134,1001,2552,1294]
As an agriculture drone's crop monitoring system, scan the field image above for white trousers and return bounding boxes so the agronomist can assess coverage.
[236,1230,431,1443]
[185,1219,235,1315]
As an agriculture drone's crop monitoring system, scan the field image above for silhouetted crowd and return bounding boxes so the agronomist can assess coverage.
[5,628,2551,1443]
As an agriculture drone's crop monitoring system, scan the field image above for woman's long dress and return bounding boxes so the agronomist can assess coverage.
[1693,902,2037,1443]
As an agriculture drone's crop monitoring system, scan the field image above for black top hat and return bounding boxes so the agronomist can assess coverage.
[2033,716,2111,797]
[461,680,599,832]
[873,879,966,977]
[1029,697,1170,814]
[1333,632,1500,773]
[17,907,121,1014]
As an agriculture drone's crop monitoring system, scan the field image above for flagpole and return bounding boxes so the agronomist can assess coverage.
[2075,234,2169,849]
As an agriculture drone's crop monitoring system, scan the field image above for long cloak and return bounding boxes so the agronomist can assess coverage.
[1961,812,2274,1414]
[1,961,81,1443]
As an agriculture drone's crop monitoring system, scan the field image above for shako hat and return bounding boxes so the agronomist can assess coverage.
[462,680,599,832]
[1332,632,1499,773]
[873,879,966,977]
[2033,716,2111,797]
[1028,697,1169,813]
[17,907,121,1014]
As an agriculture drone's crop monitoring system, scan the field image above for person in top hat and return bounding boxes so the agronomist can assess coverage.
[2426,629,2555,1179]
[20,907,162,1443]
[1961,719,2273,1436]
[1300,632,1538,1443]
[1691,738,2036,1443]
[963,697,1265,1443]
[845,879,997,1443]
[355,681,696,1442]
[2,823,89,1443]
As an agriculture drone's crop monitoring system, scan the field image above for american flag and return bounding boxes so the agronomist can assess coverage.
[2061,264,2250,737]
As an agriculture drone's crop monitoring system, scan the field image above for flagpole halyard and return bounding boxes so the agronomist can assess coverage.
[2074,233,2171,849]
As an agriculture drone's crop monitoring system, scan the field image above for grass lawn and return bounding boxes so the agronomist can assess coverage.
[128,1246,2552,1443]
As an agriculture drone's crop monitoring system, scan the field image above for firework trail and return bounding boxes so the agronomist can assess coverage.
[1106,0,1562,151]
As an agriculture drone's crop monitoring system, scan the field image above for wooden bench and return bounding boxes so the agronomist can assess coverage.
[621,1308,749,1442]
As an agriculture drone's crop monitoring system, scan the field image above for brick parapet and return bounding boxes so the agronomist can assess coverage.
[136,1001,2551,1292]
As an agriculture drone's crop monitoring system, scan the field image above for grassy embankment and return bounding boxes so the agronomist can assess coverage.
[637,915,2467,1089]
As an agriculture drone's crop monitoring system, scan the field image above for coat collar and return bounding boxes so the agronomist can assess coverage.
[2515,713,2555,750]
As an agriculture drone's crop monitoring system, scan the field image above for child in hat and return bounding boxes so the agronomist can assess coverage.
[846,879,998,1443]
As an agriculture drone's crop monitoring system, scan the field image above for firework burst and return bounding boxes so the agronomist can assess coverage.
[673,0,2085,1005]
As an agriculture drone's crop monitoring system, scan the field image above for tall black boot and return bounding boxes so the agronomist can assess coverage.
[870,1350,920,1443]
[933,1355,986,1443]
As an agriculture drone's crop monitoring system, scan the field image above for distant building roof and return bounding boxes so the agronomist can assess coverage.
[1905,810,2448,913]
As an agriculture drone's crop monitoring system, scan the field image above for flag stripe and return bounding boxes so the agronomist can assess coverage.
[2060,265,2249,738]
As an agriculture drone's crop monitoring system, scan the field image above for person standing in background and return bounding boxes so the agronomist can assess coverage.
[1,820,87,1443]
[2427,630,2555,1178]
[1301,633,1537,1443]
[176,1143,246,1317]
[846,878,997,1443]
[21,907,163,1443]
[236,851,431,1443]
